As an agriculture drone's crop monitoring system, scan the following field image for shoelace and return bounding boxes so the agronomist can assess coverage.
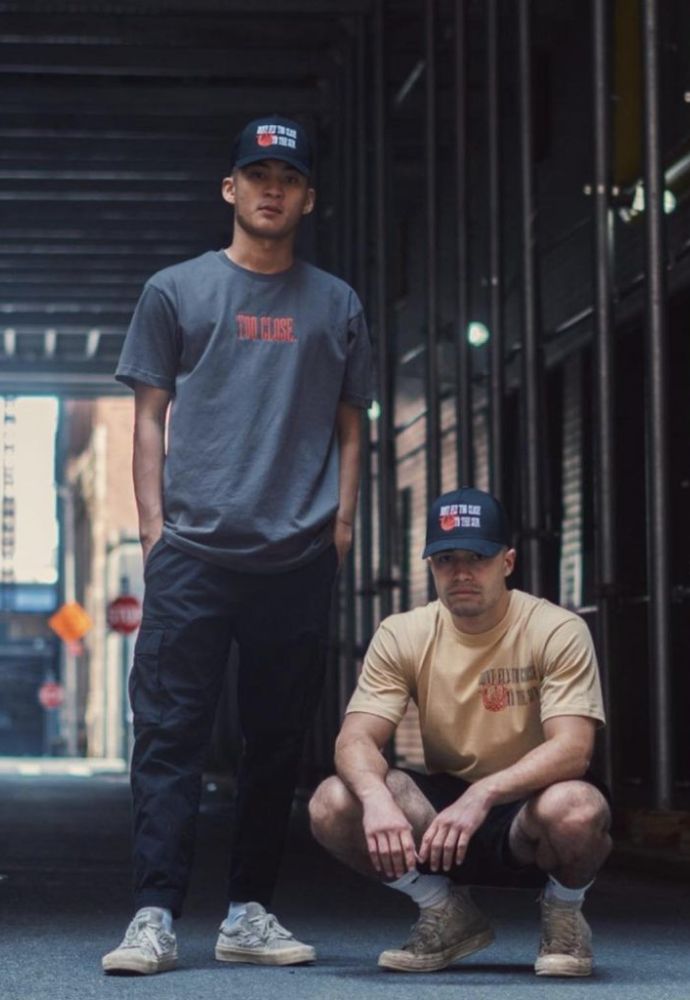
[123,915,174,952]
[542,905,584,952]
[247,911,293,942]
[405,905,449,949]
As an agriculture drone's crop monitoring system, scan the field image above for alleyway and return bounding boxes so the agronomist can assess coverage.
[1,765,688,1000]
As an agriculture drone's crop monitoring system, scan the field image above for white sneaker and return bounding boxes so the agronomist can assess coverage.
[102,907,177,975]
[215,903,315,966]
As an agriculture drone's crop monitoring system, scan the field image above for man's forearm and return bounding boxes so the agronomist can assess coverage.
[133,413,166,546]
[335,731,391,804]
[471,721,594,810]
[336,403,362,525]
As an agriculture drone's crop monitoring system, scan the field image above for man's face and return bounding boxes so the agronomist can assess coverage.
[222,160,315,241]
[428,547,516,628]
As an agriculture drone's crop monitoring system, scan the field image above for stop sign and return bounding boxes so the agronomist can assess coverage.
[38,680,64,710]
[107,594,142,635]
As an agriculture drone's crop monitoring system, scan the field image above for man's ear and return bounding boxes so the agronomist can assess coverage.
[221,176,236,206]
[302,187,316,216]
[504,548,517,578]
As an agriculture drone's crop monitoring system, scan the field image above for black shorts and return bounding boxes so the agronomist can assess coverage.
[402,768,610,890]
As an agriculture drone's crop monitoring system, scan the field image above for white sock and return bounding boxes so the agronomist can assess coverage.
[386,869,451,909]
[138,906,173,931]
[545,875,593,906]
[225,901,249,926]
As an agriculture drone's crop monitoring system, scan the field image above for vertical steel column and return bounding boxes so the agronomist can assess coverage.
[487,0,504,498]
[425,0,441,600]
[592,0,615,792]
[373,0,394,618]
[342,31,357,705]
[640,0,672,810]
[454,0,472,486]
[356,14,375,648]
[517,0,543,594]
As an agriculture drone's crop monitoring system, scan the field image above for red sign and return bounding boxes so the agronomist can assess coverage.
[107,594,142,635]
[38,681,64,710]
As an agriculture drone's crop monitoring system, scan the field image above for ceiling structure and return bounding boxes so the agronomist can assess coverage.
[0,0,371,395]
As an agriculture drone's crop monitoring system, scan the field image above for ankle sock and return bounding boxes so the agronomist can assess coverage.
[545,875,593,906]
[138,906,173,932]
[386,869,451,909]
[225,901,249,926]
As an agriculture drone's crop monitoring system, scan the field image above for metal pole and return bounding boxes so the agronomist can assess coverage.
[425,0,440,606]
[592,0,615,793]
[640,0,672,810]
[373,0,394,618]
[454,0,472,486]
[487,0,504,499]
[356,14,375,649]
[517,0,543,595]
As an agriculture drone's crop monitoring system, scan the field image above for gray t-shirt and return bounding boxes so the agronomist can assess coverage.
[116,250,372,572]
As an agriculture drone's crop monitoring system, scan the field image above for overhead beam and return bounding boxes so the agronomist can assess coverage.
[2,82,326,115]
[0,44,335,79]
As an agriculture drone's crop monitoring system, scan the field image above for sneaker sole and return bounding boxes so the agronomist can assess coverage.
[102,954,177,976]
[215,944,316,966]
[378,927,495,973]
[535,955,592,977]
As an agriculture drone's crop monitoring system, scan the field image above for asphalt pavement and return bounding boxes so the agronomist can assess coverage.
[1,764,689,1000]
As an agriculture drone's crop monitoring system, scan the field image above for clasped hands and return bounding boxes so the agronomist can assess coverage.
[362,784,492,880]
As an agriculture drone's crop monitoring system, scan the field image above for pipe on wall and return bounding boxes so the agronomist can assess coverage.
[640,0,673,810]
[517,0,544,595]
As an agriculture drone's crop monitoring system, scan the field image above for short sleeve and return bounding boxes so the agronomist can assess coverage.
[115,282,180,391]
[345,620,412,725]
[340,296,373,408]
[539,616,606,726]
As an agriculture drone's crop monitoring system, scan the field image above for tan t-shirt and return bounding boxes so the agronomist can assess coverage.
[346,589,605,782]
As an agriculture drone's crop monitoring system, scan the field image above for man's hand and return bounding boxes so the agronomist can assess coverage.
[141,531,162,566]
[333,514,353,568]
[418,782,493,872]
[361,792,417,879]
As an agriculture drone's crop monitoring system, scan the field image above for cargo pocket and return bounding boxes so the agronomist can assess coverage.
[129,626,165,726]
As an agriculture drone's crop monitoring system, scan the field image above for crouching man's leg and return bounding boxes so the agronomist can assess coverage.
[508,779,612,977]
[309,771,494,972]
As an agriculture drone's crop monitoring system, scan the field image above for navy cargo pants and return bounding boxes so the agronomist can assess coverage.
[129,537,338,918]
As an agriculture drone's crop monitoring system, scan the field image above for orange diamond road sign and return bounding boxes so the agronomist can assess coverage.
[48,602,93,644]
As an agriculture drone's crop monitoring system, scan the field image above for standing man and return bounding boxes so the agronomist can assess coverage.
[310,487,611,977]
[103,116,372,975]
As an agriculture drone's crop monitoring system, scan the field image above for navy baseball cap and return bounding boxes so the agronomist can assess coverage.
[231,116,312,176]
[422,487,512,559]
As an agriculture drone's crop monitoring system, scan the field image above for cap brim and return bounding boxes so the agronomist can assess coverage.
[422,539,505,559]
[234,152,311,177]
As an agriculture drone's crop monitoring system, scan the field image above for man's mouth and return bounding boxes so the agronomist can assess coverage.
[257,205,281,215]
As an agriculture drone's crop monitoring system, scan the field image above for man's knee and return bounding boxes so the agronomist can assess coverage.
[308,775,359,844]
[530,780,611,844]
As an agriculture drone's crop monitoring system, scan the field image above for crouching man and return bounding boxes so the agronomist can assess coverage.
[309,487,611,976]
